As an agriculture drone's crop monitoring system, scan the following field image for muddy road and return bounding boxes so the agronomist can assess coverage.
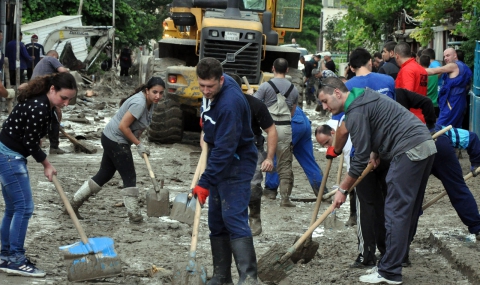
[0,75,478,284]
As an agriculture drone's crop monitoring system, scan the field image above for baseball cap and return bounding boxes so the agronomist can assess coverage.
[314,53,322,58]
[323,51,332,57]
[31,34,38,39]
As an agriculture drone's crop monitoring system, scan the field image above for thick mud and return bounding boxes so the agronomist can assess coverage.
[0,74,478,284]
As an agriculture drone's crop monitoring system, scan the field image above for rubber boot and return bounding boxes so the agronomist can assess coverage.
[263,187,277,200]
[66,179,102,219]
[280,180,295,207]
[207,237,234,285]
[248,200,262,236]
[231,237,258,285]
[122,187,143,224]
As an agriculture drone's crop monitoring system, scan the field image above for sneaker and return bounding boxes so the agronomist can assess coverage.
[350,253,375,268]
[5,258,46,277]
[0,259,8,272]
[359,272,402,284]
[366,266,378,274]
[49,147,65,155]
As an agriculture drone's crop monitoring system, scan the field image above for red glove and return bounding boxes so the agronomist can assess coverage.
[193,185,209,205]
[199,117,203,129]
[326,146,341,159]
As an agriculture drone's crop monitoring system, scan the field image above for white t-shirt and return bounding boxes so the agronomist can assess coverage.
[327,117,352,171]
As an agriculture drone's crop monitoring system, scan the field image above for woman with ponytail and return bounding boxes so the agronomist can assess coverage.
[68,76,165,224]
[0,72,77,277]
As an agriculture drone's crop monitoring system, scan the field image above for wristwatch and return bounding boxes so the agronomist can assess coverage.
[338,187,348,196]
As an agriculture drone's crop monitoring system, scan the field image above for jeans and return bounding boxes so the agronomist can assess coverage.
[0,153,33,263]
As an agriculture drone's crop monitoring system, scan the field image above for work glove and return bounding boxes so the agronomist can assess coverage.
[6,89,15,99]
[136,143,150,157]
[326,146,341,159]
[193,185,209,205]
[472,166,479,177]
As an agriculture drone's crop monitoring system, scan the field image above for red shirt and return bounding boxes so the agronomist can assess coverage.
[395,58,428,122]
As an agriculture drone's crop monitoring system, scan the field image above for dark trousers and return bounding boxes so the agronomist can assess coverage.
[208,159,255,240]
[378,152,434,282]
[120,67,129,76]
[48,114,60,149]
[430,135,480,234]
[9,69,26,86]
[26,68,33,81]
[355,162,388,263]
[92,134,136,188]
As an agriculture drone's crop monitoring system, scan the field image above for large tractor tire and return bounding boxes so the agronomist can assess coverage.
[147,98,184,144]
[146,56,188,144]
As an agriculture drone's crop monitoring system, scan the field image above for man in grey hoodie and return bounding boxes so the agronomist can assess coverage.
[318,77,436,285]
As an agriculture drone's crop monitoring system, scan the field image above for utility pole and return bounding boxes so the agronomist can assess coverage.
[78,0,83,15]
[112,0,115,70]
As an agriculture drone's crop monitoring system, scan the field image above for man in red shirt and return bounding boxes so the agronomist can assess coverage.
[394,42,428,122]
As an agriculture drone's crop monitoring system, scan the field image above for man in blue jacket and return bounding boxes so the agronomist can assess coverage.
[5,32,33,86]
[193,58,258,284]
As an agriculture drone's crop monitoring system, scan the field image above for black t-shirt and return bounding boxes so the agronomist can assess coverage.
[326,60,336,72]
[304,61,314,78]
[244,94,274,136]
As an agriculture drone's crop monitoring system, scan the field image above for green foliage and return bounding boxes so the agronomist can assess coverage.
[22,0,170,52]
[286,0,323,53]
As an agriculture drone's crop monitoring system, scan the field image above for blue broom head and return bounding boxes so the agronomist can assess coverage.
[59,237,118,259]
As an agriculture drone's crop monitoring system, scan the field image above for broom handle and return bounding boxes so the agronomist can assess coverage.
[422,166,480,210]
[190,142,208,253]
[52,175,90,245]
[281,163,374,263]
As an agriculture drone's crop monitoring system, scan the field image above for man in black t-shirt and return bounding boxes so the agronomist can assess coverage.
[300,56,316,106]
[324,52,336,73]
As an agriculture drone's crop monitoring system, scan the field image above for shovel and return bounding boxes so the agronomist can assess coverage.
[258,164,373,284]
[54,175,122,282]
[172,143,208,285]
[289,127,338,264]
[60,127,97,154]
[144,153,170,217]
[170,141,208,224]
[324,153,345,229]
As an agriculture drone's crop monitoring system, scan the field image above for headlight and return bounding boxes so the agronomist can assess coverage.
[246,33,255,40]
[210,30,219,37]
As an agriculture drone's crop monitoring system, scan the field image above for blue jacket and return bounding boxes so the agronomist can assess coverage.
[5,40,33,70]
[199,74,257,189]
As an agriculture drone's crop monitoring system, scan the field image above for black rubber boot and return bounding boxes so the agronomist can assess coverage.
[231,237,258,285]
[208,237,233,285]
[248,200,262,236]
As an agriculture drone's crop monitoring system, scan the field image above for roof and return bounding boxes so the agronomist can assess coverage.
[21,15,83,31]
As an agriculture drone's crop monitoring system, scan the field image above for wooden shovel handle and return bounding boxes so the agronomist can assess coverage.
[143,153,155,179]
[283,163,374,262]
[422,166,480,210]
[190,141,208,253]
[336,154,344,185]
[432,125,452,139]
[52,175,89,245]
[309,123,339,226]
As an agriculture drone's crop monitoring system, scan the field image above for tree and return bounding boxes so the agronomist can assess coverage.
[286,0,323,54]
[22,0,170,51]
[324,18,344,51]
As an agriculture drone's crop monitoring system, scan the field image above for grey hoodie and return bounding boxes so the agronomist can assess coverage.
[345,88,432,178]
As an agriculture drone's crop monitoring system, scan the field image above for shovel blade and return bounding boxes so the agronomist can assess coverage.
[172,261,207,285]
[59,237,122,282]
[170,193,197,225]
[146,188,170,217]
[290,236,319,264]
[258,243,295,284]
